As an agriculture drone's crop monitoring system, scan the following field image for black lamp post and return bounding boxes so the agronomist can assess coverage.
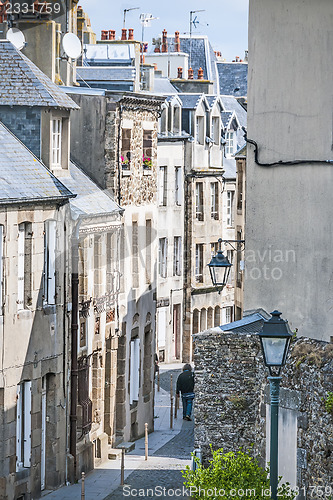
[258,311,292,500]
[208,238,232,292]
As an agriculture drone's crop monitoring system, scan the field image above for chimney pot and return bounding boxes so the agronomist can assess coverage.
[109,29,116,41]
[101,30,108,40]
[128,28,134,40]
[174,31,180,52]
[197,67,204,80]
[177,66,183,79]
[188,67,194,80]
[154,47,160,53]
[162,29,168,53]
[121,28,127,40]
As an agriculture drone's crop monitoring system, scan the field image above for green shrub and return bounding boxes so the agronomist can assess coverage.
[182,447,296,499]
[324,392,333,414]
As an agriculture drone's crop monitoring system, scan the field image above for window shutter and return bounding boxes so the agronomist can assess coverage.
[17,224,25,309]
[0,225,3,309]
[16,384,22,469]
[134,338,140,400]
[23,381,32,467]
[159,168,164,205]
[47,221,56,304]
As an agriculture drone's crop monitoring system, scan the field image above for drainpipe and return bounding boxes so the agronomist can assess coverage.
[70,220,81,480]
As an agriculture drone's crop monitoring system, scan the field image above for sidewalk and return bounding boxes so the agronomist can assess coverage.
[44,363,188,500]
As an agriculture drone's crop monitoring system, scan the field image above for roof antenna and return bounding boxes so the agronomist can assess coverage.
[123,7,140,29]
[189,10,205,70]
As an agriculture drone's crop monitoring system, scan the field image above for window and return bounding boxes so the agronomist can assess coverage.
[51,118,62,168]
[210,242,219,256]
[196,116,204,144]
[132,222,139,288]
[173,237,182,276]
[18,223,32,310]
[130,338,140,404]
[175,167,182,205]
[195,183,204,221]
[106,231,118,293]
[224,306,233,324]
[78,358,92,434]
[159,238,167,278]
[173,106,181,134]
[237,163,244,212]
[195,244,204,283]
[212,117,220,145]
[227,191,235,227]
[143,130,152,168]
[225,130,235,156]
[16,381,32,470]
[159,106,168,134]
[94,235,101,298]
[145,220,152,284]
[159,166,167,206]
[43,220,56,305]
[121,128,131,169]
[210,182,219,220]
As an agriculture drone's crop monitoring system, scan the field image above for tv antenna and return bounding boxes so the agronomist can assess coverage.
[189,9,205,69]
[62,32,82,60]
[123,7,140,28]
[139,13,158,89]
[6,28,26,50]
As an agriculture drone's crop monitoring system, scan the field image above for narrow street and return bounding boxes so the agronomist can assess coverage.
[44,364,194,500]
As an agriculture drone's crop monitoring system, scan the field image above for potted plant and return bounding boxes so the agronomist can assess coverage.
[143,155,152,169]
[121,155,130,169]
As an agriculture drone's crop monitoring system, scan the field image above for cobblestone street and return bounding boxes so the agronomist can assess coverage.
[105,367,194,499]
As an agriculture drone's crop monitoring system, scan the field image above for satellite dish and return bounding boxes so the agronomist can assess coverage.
[6,28,26,51]
[62,32,82,59]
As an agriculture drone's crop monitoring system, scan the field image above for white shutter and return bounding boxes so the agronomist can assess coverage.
[0,225,3,309]
[17,224,25,309]
[157,308,166,347]
[47,221,56,304]
[23,381,32,467]
[159,167,164,205]
[130,341,135,404]
[134,339,140,401]
[16,384,22,469]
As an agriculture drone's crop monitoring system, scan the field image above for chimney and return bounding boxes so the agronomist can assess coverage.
[109,30,116,41]
[177,67,183,79]
[174,31,180,52]
[235,56,239,62]
[128,28,134,40]
[188,67,193,80]
[121,28,127,40]
[154,46,160,53]
[154,63,158,70]
[101,30,108,40]
[162,29,168,53]
[198,67,204,80]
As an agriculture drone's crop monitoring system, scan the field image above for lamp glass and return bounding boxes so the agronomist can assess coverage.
[261,336,288,366]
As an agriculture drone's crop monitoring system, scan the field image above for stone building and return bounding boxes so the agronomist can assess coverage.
[60,162,123,474]
[156,94,187,363]
[67,88,165,444]
[0,123,74,500]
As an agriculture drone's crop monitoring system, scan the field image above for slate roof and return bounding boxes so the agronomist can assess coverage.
[221,111,233,128]
[220,95,247,130]
[167,35,219,93]
[178,93,203,109]
[76,66,136,83]
[219,312,266,334]
[0,40,79,109]
[153,77,178,95]
[0,122,74,204]
[205,95,219,110]
[61,162,122,218]
[217,62,248,97]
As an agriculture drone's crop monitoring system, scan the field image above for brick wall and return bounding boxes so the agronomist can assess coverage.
[0,106,41,158]
[194,330,333,489]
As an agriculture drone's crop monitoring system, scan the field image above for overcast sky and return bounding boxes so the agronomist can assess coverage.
[78,0,249,62]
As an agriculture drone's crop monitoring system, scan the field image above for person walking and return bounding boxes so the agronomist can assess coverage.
[176,364,195,421]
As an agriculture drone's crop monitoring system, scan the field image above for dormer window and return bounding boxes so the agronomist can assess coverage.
[225,131,236,156]
[51,119,62,168]
[212,117,220,145]
[196,116,205,145]
[173,105,181,135]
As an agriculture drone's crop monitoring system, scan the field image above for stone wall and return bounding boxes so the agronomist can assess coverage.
[194,330,333,490]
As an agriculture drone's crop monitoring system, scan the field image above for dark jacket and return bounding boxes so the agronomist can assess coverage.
[176,370,195,396]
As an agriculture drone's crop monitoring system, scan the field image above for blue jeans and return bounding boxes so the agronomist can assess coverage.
[182,393,195,418]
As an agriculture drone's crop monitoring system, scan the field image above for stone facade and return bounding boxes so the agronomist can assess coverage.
[194,330,333,491]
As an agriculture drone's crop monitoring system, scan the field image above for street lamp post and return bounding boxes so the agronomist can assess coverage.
[258,311,292,500]
[207,238,232,293]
